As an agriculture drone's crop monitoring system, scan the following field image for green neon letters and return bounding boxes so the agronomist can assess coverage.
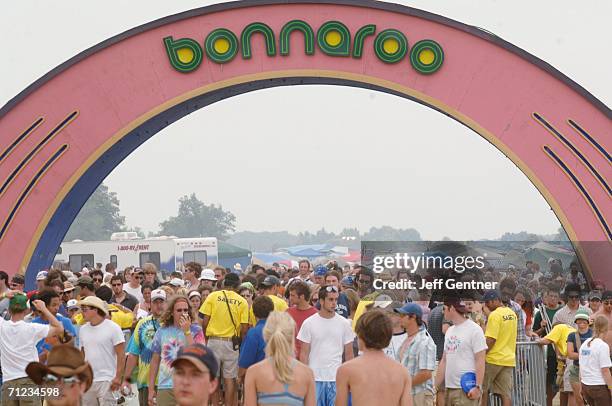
[317,21,351,56]
[280,20,315,56]
[163,36,203,73]
[241,22,276,59]
[164,20,444,74]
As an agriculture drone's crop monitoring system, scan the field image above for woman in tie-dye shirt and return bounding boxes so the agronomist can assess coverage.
[149,295,204,405]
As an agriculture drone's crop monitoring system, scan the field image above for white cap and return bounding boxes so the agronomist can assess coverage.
[199,269,217,281]
[189,290,201,299]
[233,263,242,271]
[151,289,167,301]
[66,299,79,310]
[36,271,48,281]
[169,278,184,287]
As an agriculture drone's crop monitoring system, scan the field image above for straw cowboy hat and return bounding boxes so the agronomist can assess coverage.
[26,345,93,391]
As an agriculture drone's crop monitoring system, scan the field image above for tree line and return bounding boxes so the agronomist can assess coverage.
[64,184,567,250]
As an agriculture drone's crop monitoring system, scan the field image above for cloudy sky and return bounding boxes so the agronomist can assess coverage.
[2,1,610,240]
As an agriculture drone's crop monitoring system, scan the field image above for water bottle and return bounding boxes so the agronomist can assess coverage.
[111,390,124,404]
[121,384,136,401]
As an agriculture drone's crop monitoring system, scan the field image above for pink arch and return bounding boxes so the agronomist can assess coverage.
[0,1,609,287]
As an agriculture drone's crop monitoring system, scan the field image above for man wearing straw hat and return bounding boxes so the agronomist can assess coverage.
[26,344,94,406]
[78,296,125,406]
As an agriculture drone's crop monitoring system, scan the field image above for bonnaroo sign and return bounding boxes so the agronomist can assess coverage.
[0,0,609,289]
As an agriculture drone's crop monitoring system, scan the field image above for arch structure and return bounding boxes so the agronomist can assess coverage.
[0,1,610,289]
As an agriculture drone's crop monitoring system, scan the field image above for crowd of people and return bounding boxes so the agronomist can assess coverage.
[0,257,609,406]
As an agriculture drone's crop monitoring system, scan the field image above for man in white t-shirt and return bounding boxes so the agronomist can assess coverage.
[79,296,125,406]
[435,297,487,406]
[298,285,354,406]
[0,292,64,405]
[123,268,144,304]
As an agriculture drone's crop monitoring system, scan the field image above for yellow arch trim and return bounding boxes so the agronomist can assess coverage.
[18,69,589,277]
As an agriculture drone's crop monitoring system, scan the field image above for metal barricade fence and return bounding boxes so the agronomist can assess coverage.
[488,342,546,406]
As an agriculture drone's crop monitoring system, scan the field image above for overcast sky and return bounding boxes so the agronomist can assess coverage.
[2,1,610,240]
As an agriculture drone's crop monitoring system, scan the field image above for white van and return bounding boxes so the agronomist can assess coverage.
[54,234,218,278]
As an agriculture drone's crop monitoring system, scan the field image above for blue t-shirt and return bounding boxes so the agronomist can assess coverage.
[238,319,266,369]
[32,314,77,355]
[567,329,593,367]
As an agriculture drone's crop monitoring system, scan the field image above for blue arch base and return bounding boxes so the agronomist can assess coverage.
[28,76,456,289]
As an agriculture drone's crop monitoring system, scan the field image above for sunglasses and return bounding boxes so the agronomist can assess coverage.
[93,278,103,283]
[241,293,252,298]
[324,285,338,293]
[133,276,143,280]
[42,374,81,385]
[111,284,123,287]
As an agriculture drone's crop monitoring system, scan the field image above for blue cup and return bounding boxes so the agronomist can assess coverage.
[460,371,477,393]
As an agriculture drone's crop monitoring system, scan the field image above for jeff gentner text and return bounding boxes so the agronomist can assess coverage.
[373,278,498,290]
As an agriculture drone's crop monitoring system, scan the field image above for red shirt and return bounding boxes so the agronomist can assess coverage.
[287,306,318,357]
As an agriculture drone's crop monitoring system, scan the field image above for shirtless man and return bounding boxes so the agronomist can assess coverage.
[335,310,412,406]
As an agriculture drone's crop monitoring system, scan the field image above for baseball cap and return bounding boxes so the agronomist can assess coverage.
[77,275,94,286]
[444,296,468,314]
[482,290,500,301]
[393,302,423,318]
[589,291,602,301]
[66,299,79,310]
[36,271,48,281]
[341,276,354,286]
[9,293,28,312]
[314,265,327,276]
[261,275,280,287]
[239,282,255,293]
[602,291,612,301]
[171,344,219,376]
[169,278,184,287]
[151,289,166,302]
[574,310,590,322]
[199,269,217,282]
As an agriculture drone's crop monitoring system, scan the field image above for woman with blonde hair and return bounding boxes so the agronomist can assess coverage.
[244,311,315,406]
[579,315,612,405]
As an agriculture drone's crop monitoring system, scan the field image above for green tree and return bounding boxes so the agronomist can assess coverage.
[64,183,125,241]
[159,194,236,239]
[363,226,421,241]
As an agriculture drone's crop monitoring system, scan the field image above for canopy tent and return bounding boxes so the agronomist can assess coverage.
[282,244,348,258]
[217,241,252,271]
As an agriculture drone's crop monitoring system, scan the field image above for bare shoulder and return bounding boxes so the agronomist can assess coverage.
[338,356,361,374]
